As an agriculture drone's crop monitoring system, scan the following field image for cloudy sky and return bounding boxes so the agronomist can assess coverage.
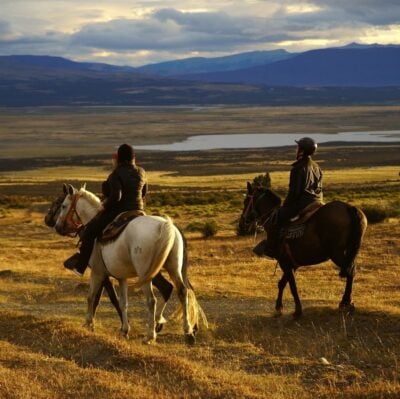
[1,0,400,66]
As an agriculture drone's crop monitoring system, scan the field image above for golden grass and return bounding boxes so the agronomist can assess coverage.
[1,106,400,397]
[0,187,399,398]
[1,165,399,191]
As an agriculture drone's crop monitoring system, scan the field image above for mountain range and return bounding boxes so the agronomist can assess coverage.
[180,47,400,87]
[0,44,399,106]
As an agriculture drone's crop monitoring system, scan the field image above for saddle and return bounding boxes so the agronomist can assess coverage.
[289,201,324,224]
[98,210,146,243]
[284,201,324,240]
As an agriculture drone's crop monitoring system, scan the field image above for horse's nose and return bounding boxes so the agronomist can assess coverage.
[44,214,55,227]
[55,224,66,236]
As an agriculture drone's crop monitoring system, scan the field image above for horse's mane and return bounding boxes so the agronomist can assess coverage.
[78,187,101,208]
[258,187,282,206]
[257,186,282,206]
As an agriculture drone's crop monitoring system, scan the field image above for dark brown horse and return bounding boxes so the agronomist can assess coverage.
[239,182,368,317]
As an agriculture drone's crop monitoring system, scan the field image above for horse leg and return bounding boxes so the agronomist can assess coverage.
[275,274,288,317]
[93,284,104,318]
[176,281,195,345]
[118,279,131,339]
[152,272,173,333]
[102,277,123,323]
[285,268,302,318]
[339,275,355,313]
[85,272,105,331]
[141,282,157,344]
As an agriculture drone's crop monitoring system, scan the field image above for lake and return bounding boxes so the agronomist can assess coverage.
[136,130,400,151]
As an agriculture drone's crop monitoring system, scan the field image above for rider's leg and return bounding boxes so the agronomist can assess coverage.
[64,212,116,276]
[253,207,293,259]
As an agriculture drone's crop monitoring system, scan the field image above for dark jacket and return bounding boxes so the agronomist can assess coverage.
[102,162,147,213]
[283,155,323,210]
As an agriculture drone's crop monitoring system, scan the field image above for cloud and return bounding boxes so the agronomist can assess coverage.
[308,0,400,25]
[70,8,295,52]
[0,2,399,65]
[0,20,11,36]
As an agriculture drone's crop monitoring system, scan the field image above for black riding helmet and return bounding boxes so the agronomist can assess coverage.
[295,137,317,156]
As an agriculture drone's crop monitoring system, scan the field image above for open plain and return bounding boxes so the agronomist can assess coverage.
[0,106,399,398]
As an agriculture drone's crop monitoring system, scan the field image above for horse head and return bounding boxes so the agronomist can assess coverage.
[238,182,282,234]
[54,184,83,236]
[54,184,102,236]
[44,183,67,227]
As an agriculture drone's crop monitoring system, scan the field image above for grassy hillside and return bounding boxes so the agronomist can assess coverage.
[0,164,399,398]
[0,106,399,398]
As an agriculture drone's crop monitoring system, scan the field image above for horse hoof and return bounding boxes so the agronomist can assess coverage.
[84,323,94,331]
[339,302,355,314]
[119,330,129,340]
[185,333,196,346]
[143,337,156,345]
[155,323,165,333]
[193,324,199,335]
[292,310,302,319]
[274,308,283,317]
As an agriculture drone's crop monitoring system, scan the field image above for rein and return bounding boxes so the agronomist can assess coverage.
[243,191,278,231]
[60,193,84,237]
[242,193,255,222]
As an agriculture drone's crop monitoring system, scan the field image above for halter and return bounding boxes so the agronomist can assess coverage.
[59,193,84,237]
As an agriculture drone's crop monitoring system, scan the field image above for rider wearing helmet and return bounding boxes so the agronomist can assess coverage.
[64,143,147,276]
[254,137,323,259]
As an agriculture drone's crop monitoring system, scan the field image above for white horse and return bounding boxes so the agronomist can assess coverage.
[55,184,206,344]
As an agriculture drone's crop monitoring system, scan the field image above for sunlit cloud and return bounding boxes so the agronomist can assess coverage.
[285,4,322,14]
[362,25,400,44]
[0,1,399,65]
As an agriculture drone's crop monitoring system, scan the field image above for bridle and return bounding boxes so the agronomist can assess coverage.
[58,193,84,237]
[45,193,66,227]
[241,189,279,232]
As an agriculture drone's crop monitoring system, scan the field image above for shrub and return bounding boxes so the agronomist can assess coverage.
[185,219,219,238]
[202,220,218,238]
[362,205,388,224]
[185,221,204,232]
[252,173,271,189]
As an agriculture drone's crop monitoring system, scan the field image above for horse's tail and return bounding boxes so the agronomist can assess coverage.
[341,206,367,278]
[173,228,208,329]
[131,217,175,289]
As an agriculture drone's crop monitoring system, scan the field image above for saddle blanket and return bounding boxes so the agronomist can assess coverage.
[281,201,324,240]
[283,224,306,239]
[98,210,146,243]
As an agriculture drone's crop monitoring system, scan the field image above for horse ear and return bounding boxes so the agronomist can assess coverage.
[81,183,87,191]
[68,184,75,195]
[246,182,253,193]
[62,183,68,194]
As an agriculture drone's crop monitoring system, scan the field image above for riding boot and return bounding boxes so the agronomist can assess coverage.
[253,225,281,259]
[64,237,93,277]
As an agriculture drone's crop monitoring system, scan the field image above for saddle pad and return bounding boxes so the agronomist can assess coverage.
[282,202,324,240]
[98,210,146,243]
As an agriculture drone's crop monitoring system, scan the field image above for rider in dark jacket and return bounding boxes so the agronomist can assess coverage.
[64,143,147,276]
[278,140,323,223]
[254,137,323,259]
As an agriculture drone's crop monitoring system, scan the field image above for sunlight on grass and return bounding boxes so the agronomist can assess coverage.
[1,165,398,190]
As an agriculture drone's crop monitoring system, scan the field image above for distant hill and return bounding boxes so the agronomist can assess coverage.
[180,47,400,87]
[1,52,400,106]
[0,55,137,75]
[136,50,293,76]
